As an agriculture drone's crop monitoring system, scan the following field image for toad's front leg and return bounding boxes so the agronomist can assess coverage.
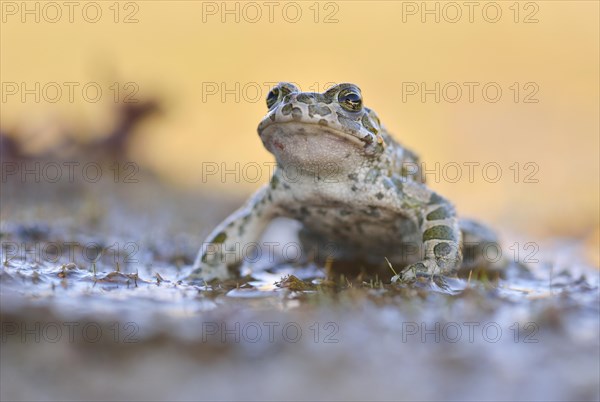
[398,190,463,281]
[187,185,278,282]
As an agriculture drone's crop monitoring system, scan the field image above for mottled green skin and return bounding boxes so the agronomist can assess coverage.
[189,82,498,282]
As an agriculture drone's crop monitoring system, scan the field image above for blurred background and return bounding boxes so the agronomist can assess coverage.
[1,0,598,264]
[1,4,599,401]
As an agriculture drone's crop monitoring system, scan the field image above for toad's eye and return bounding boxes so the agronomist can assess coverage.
[266,88,280,109]
[338,89,363,112]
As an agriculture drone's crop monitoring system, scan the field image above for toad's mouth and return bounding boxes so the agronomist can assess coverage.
[258,121,374,148]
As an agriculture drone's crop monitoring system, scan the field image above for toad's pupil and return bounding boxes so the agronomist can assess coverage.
[343,93,360,104]
[340,92,362,110]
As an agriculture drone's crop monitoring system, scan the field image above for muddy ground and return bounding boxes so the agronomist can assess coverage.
[1,161,599,401]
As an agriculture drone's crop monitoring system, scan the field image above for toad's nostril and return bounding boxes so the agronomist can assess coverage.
[291,107,303,120]
[281,103,293,115]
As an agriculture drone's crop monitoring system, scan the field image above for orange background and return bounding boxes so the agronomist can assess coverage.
[1,1,598,262]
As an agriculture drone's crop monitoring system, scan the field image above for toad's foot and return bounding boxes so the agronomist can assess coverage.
[395,260,445,282]
[187,185,278,282]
